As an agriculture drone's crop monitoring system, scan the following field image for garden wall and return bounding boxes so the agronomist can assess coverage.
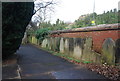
[29,23,120,65]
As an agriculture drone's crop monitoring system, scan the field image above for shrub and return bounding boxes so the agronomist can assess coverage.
[2,2,34,59]
[35,28,49,41]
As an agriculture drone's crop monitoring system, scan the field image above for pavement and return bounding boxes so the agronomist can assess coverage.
[2,54,21,81]
[2,44,111,81]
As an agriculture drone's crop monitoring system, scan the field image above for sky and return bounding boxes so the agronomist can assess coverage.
[50,0,120,23]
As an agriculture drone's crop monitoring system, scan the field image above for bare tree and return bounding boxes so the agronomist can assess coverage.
[34,0,56,15]
[29,0,58,29]
[22,0,58,44]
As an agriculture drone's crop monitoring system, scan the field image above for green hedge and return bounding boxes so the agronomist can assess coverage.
[2,2,34,59]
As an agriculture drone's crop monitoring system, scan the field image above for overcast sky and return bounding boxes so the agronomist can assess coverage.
[50,0,120,23]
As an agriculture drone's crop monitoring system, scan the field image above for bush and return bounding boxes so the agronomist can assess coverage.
[35,28,49,41]
[2,2,34,59]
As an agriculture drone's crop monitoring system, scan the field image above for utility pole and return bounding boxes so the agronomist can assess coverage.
[91,0,96,25]
[93,0,95,16]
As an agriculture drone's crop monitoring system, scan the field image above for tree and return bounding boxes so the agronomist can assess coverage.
[23,0,57,44]
[73,9,118,27]
[30,0,57,29]
[2,2,34,59]
[56,19,60,25]
[113,8,117,13]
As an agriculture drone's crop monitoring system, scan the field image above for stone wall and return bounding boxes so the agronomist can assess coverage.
[29,23,120,65]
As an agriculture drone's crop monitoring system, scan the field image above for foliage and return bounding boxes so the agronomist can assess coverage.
[38,19,68,30]
[2,2,34,59]
[73,8,119,28]
[52,19,68,30]
[32,19,68,41]
[39,21,52,29]
[35,28,49,41]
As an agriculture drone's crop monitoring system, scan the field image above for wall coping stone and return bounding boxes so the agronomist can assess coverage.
[50,23,120,34]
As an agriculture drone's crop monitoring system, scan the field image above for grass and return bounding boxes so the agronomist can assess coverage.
[41,47,92,64]
[83,61,92,64]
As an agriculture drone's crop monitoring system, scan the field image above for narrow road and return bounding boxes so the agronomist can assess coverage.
[17,44,107,80]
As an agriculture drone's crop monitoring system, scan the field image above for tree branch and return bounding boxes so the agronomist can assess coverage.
[33,0,55,15]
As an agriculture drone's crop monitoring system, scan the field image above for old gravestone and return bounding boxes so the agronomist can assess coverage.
[102,38,115,65]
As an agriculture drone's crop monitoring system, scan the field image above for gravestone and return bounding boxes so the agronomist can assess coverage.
[102,38,115,65]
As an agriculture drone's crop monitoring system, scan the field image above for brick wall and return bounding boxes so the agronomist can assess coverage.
[29,23,120,65]
[50,24,120,54]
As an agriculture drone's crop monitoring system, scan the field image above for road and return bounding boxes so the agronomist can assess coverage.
[16,44,108,80]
